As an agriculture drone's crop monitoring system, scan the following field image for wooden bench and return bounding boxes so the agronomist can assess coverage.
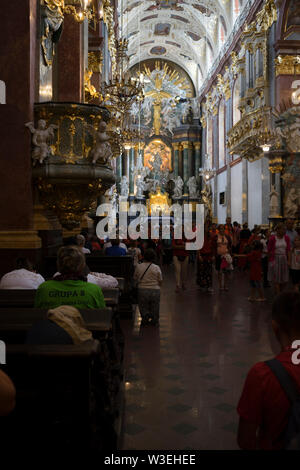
[1,340,119,452]
[0,288,120,310]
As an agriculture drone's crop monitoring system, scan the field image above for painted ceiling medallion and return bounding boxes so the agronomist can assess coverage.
[150,46,167,55]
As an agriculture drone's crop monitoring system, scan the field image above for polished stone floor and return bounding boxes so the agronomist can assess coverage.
[120,264,279,450]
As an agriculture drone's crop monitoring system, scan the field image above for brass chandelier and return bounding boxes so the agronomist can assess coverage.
[43,0,99,23]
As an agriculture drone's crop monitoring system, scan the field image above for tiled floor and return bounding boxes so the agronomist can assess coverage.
[120,264,280,450]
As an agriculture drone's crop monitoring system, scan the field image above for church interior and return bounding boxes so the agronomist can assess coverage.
[0,0,300,455]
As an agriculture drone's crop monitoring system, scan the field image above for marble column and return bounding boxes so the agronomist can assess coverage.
[0,0,42,275]
[242,158,248,223]
[56,15,84,102]
[116,155,122,192]
[182,141,190,194]
[129,147,135,195]
[188,142,194,178]
[194,142,201,178]
[178,144,183,178]
[172,143,179,177]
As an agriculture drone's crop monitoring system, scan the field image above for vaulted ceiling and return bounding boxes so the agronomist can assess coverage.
[119,0,245,93]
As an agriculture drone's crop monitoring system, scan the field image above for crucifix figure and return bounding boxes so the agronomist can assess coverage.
[145,74,172,135]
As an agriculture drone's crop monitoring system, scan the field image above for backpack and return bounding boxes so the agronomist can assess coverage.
[265,359,300,449]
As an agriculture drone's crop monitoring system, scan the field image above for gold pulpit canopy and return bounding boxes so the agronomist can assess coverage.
[147,187,171,215]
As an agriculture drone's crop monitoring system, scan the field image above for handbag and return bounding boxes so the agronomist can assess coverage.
[131,263,152,304]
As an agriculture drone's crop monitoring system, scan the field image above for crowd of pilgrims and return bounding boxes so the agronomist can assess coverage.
[0,219,300,450]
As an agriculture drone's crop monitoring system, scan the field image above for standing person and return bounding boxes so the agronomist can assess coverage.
[197,224,214,293]
[248,226,261,247]
[238,223,251,270]
[212,224,232,291]
[172,234,189,292]
[286,219,298,248]
[247,241,265,301]
[224,216,233,240]
[127,239,142,266]
[268,223,291,294]
[290,235,300,292]
[260,229,270,288]
[232,221,241,254]
[134,249,162,326]
[237,292,300,450]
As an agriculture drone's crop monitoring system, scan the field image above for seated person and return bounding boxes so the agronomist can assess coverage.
[26,305,93,345]
[237,291,300,449]
[0,370,16,416]
[76,234,91,254]
[105,238,126,257]
[35,246,105,309]
[104,237,127,253]
[87,272,118,288]
[0,257,45,289]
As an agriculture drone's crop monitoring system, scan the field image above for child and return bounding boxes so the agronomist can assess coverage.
[290,235,300,292]
[237,291,300,449]
[247,240,265,301]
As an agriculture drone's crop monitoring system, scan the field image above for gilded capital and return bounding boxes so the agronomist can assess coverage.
[194,142,201,151]
[172,142,180,151]
[181,141,192,150]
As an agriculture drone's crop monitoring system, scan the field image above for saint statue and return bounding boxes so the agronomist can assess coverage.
[136,176,146,199]
[284,187,299,218]
[187,176,199,198]
[144,74,172,135]
[120,176,129,197]
[25,119,58,165]
[201,183,213,218]
[172,176,184,198]
[86,121,113,165]
[269,184,279,217]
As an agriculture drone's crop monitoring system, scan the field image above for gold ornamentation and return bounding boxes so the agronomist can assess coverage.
[269,155,284,173]
[275,55,300,76]
[88,51,103,73]
[84,69,100,102]
[0,231,42,249]
[37,177,103,229]
[227,106,278,161]
[256,0,277,32]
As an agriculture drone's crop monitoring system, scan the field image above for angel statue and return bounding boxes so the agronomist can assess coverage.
[136,176,146,199]
[25,119,58,166]
[86,121,113,165]
[172,176,184,199]
[120,175,129,197]
[269,184,279,217]
[284,187,299,218]
[187,176,199,198]
[201,183,212,218]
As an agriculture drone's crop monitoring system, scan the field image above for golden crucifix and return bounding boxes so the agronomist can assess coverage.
[145,74,172,135]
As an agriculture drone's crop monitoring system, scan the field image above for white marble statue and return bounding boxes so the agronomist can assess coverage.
[173,176,184,198]
[187,176,199,198]
[136,176,146,198]
[86,121,113,165]
[269,184,279,217]
[25,119,58,165]
[120,175,129,197]
[284,187,299,218]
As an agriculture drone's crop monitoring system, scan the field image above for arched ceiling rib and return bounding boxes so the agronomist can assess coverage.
[119,0,242,93]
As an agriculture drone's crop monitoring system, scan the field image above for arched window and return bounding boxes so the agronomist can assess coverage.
[207,117,213,167]
[218,100,225,168]
[232,78,241,127]
[0,80,5,104]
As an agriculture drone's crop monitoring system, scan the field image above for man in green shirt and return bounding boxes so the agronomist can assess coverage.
[35,279,105,310]
[35,245,106,310]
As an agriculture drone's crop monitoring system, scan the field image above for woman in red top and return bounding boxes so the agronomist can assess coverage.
[197,223,213,293]
[247,240,265,301]
[212,224,232,291]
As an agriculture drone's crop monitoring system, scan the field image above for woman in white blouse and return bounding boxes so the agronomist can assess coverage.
[134,248,162,326]
[0,258,45,289]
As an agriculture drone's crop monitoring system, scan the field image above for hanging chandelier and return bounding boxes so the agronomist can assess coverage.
[103,39,144,117]
[199,154,216,181]
[43,0,99,23]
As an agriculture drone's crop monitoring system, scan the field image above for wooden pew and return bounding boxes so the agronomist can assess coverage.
[0,288,120,310]
[1,341,119,452]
